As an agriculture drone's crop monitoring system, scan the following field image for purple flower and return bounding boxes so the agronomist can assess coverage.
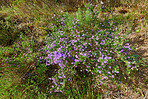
[74,59,79,62]
[108,57,111,59]
[127,61,130,64]
[111,75,114,78]
[68,77,71,81]
[96,36,99,40]
[83,42,87,45]
[75,55,79,58]
[95,41,98,45]
[98,70,101,74]
[58,76,63,79]
[100,42,104,45]
[107,71,111,74]
[89,43,92,46]
[52,85,54,88]
[103,76,108,80]
[99,56,103,60]
[99,81,103,85]
[76,30,80,33]
[115,70,119,73]
[126,43,129,45]
[60,89,63,92]
[62,74,66,78]
[113,43,116,45]
[101,63,104,66]
[104,60,107,63]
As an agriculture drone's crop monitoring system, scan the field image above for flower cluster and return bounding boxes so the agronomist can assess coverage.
[38,3,138,93]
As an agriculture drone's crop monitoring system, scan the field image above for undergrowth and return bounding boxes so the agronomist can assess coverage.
[0,0,147,99]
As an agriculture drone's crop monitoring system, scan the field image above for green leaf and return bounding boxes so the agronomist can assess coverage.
[75,61,79,66]
[136,29,140,33]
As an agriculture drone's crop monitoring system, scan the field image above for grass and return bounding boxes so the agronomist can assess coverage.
[0,0,148,98]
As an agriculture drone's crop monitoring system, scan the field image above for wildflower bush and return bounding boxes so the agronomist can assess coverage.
[38,3,140,95]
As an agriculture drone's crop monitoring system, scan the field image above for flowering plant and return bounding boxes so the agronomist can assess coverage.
[39,3,139,93]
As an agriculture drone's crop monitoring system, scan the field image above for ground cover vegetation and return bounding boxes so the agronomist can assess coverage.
[0,0,148,98]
